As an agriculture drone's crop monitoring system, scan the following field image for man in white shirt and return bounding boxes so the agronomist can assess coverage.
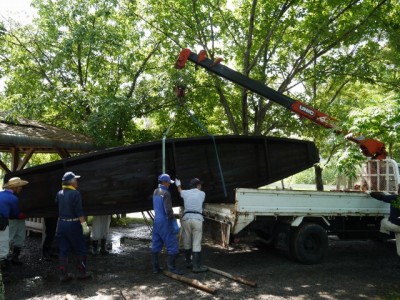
[91,215,111,255]
[175,178,208,273]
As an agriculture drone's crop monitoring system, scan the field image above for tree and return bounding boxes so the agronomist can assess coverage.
[0,0,164,146]
[142,0,397,189]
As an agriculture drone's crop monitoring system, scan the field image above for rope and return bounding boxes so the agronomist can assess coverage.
[180,105,227,198]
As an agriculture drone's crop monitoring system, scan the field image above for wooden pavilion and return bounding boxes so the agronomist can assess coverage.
[0,111,96,173]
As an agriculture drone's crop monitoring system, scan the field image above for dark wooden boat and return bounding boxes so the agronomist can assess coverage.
[4,135,319,217]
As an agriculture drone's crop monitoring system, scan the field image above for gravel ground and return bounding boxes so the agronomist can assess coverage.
[4,224,400,300]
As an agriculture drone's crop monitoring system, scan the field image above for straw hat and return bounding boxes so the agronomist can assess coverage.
[3,177,29,189]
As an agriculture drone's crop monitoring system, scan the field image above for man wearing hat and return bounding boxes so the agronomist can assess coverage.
[151,173,182,275]
[175,177,208,273]
[9,205,28,265]
[0,177,29,281]
[55,171,91,281]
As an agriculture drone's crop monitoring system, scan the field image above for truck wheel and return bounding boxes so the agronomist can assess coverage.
[290,222,328,265]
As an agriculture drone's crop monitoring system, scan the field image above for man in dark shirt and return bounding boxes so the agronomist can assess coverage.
[370,187,400,257]
[56,171,90,282]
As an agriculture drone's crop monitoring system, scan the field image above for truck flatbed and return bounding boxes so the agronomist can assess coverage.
[204,188,389,234]
[203,188,390,265]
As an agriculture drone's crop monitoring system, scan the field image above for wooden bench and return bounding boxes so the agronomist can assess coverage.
[25,217,44,236]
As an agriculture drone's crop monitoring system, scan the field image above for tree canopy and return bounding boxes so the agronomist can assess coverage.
[0,0,399,181]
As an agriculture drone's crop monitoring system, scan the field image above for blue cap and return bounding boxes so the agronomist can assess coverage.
[62,171,81,182]
[158,174,174,184]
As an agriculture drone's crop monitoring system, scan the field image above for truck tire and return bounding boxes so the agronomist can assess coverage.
[290,222,328,265]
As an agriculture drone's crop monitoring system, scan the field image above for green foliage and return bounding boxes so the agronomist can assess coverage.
[293,167,337,186]
[384,290,400,300]
[391,196,400,210]
[1,0,167,146]
[330,148,366,181]
[87,215,147,227]
[27,153,61,167]
[110,216,147,227]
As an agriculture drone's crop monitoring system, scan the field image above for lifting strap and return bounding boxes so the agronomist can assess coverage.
[173,66,227,197]
[180,105,227,198]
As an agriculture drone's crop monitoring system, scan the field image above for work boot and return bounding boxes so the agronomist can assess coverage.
[76,256,91,280]
[59,258,73,282]
[184,249,192,268]
[0,258,10,283]
[151,252,162,274]
[192,252,208,273]
[100,239,109,255]
[91,240,99,255]
[11,247,23,266]
[167,254,183,275]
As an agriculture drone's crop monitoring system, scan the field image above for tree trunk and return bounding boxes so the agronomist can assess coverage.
[314,165,324,191]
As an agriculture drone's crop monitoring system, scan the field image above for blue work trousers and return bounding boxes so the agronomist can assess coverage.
[57,220,87,258]
[152,219,179,255]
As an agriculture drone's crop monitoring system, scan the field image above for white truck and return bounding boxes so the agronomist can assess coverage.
[203,159,399,264]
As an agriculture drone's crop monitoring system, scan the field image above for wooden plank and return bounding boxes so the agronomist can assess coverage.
[205,266,257,287]
[0,159,10,173]
[17,148,35,170]
[163,270,216,294]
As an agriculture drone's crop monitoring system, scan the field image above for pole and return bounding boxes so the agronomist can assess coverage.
[163,270,216,294]
[204,266,257,287]
[162,124,173,173]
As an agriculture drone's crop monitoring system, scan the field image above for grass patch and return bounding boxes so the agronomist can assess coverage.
[384,290,400,300]
[111,216,148,227]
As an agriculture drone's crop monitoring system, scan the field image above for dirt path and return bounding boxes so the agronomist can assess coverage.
[4,224,400,299]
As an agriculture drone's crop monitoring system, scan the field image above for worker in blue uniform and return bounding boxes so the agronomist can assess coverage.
[0,177,28,282]
[151,173,182,275]
[55,171,90,282]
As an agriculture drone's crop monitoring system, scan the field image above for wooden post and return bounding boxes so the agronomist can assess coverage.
[163,270,216,294]
[204,266,257,287]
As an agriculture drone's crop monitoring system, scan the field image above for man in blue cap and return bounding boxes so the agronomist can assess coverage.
[151,173,182,275]
[56,171,91,281]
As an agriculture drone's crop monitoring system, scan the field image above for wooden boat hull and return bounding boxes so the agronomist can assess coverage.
[4,135,319,217]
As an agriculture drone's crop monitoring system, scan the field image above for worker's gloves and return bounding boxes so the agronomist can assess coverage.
[175,178,181,187]
[81,221,90,236]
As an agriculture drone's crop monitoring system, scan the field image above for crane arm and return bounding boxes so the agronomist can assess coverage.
[175,48,387,159]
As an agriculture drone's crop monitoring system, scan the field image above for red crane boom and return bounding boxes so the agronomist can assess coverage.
[175,48,387,159]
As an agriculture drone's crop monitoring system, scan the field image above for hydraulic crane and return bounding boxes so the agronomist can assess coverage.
[175,49,387,160]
